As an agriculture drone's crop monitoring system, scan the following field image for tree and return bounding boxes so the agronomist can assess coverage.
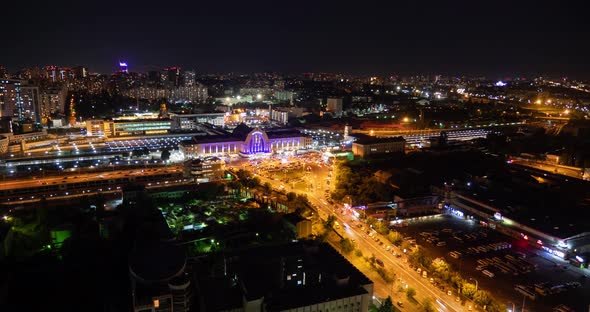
[161,149,171,161]
[249,176,261,188]
[376,267,394,283]
[286,192,297,201]
[324,215,336,230]
[432,258,451,281]
[377,297,394,312]
[473,290,492,306]
[401,240,412,252]
[387,231,403,246]
[406,287,416,300]
[422,298,436,312]
[263,182,272,193]
[461,282,477,299]
[484,301,504,312]
[372,220,389,235]
[354,249,363,258]
[339,238,355,254]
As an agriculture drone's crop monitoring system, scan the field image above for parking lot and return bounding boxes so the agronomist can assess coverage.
[394,214,590,312]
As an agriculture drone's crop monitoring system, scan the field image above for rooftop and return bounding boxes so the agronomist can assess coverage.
[353,134,405,145]
[196,241,372,311]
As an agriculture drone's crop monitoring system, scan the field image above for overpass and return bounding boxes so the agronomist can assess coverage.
[0,166,186,206]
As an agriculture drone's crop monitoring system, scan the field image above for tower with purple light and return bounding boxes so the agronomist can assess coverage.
[119,61,128,73]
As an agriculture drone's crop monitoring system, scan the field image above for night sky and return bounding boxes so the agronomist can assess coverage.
[2,1,589,78]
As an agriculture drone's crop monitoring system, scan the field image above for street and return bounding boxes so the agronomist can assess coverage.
[228,154,468,312]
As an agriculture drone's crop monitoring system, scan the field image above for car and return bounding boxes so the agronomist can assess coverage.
[447,290,452,296]
[396,301,403,307]
[375,259,384,267]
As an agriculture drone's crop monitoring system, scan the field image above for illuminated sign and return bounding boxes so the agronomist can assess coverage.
[576,256,584,263]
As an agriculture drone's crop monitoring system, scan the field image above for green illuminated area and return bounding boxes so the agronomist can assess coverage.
[153,180,314,256]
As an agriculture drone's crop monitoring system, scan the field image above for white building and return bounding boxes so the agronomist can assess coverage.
[327,98,343,117]
[170,113,225,130]
[180,127,312,158]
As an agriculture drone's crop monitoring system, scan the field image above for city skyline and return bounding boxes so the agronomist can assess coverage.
[2,1,589,78]
[2,2,590,311]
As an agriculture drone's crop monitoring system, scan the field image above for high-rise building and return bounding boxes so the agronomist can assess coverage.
[73,66,88,78]
[0,66,8,79]
[40,87,67,124]
[19,86,41,122]
[44,66,59,82]
[182,70,195,86]
[148,71,161,84]
[164,67,182,87]
[326,97,343,117]
[274,90,294,104]
[119,61,129,73]
[0,79,22,120]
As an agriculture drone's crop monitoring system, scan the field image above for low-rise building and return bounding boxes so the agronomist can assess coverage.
[196,241,373,312]
[282,213,313,239]
[170,113,225,130]
[85,119,172,137]
[183,157,226,183]
[352,135,405,158]
[180,126,312,158]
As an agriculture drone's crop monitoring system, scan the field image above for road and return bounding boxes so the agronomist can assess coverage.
[0,165,181,191]
[510,158,585,180]
[228,156,468,312]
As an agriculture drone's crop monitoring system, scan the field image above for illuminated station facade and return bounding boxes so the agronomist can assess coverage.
[180,126,312,158]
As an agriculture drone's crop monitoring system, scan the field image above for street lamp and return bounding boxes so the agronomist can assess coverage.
[469,277,478,292]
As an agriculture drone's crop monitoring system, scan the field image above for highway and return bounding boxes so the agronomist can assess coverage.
[229,155,468,312]
[0,165,186,205]
[0,166,181,191]
[509,158,585,180]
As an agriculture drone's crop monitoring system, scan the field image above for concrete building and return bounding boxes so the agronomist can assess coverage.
[182,157,226,183]
[326,98,343,117]
[352,135,406,158]
[19,86,41,122]
[449,192,590,261]
[180,126,312,158]
[73,66,88,78]
[282,213,313,239]
[270,108,289,125]
[0,79,22,120]
[196,241,373,312]
[270,107,305,125]
[170,113,225,130]
[274,90,295,104]
[40,87,67,124]
[85,119,171,137]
